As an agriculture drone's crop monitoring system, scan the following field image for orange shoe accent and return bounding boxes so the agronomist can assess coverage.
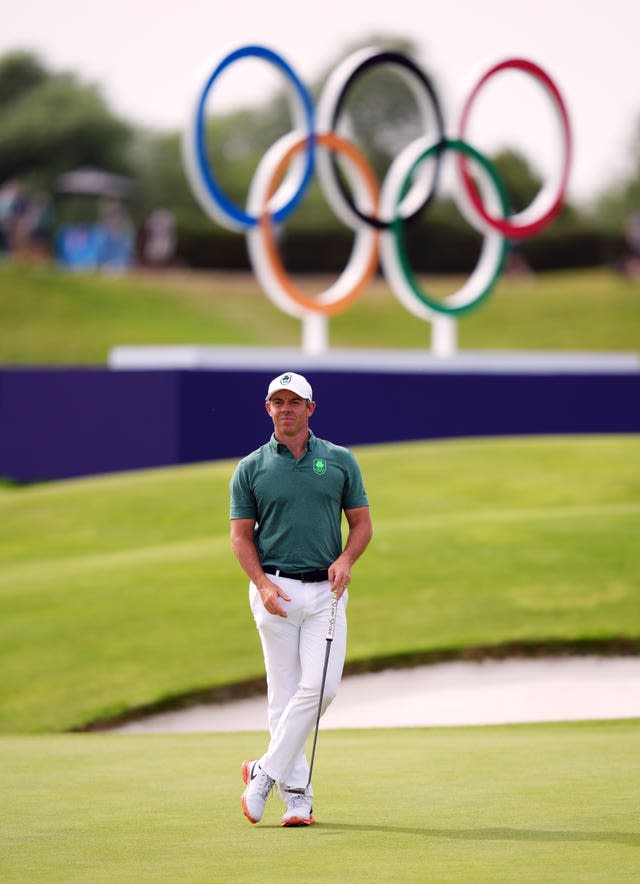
[241,794,258,825]
[281,814,316,827]
[241,761,257,823]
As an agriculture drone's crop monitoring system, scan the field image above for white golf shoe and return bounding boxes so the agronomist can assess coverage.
[241,760,275,824]
[280,790,315,827]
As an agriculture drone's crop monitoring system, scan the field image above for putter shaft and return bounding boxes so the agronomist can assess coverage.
[306,594,339,788]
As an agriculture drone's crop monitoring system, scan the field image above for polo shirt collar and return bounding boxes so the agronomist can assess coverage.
[269,431,317,454]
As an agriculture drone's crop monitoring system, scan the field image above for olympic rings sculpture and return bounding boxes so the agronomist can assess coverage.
[183,44,572,321]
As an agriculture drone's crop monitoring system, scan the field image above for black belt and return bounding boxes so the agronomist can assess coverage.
[263,566,329,583]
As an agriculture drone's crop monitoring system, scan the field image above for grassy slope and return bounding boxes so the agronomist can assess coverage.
[0,263,638,363]
[1,435,638,733]
[1,722,639,883]
[1,266,638,881]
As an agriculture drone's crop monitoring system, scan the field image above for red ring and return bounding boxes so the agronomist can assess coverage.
[457,58,572,238]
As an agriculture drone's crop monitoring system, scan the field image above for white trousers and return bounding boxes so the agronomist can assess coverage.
[249,576,348,791]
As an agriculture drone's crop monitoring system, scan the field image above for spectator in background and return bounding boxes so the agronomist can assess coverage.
[14,192,53,263]
[141,208,176,268]
[0,179,27,256]
[505,239,533,278]
[621,212,640,278]
[96,199,135,272]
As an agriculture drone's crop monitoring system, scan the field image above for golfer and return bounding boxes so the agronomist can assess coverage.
[230,371,372,826]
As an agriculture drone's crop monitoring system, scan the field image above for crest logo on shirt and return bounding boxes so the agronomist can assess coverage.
[312,458,327,476]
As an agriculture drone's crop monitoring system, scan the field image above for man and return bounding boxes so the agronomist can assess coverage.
[229,371,372,827]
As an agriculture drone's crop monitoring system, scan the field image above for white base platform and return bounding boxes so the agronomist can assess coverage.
[108,345,640,375]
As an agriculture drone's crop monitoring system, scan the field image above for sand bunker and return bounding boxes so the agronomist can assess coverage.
[111,655,640,733]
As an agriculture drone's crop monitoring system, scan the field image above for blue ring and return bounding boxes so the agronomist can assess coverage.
[194,45,315,228]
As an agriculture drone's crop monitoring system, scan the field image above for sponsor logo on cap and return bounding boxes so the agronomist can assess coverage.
[280,374,292,385]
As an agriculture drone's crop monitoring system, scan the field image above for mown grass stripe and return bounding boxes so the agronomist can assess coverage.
[374,501,640,533]
[2,502,637,589]
[0,536,227,588]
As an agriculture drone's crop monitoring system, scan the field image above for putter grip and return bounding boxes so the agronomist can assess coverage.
[326,595,338,641]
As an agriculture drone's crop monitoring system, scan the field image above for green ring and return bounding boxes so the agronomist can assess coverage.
[390,138,509,316]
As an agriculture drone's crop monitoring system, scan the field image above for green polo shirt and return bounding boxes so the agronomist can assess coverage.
[229,431,369,572]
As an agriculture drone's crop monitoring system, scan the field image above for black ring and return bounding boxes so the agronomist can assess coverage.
[327,50,446,230]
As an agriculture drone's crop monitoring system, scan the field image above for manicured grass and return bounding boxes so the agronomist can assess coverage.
[0,263,638,363]
[0,264,288,363]
[1,721,639,882]
[1,435,638,734]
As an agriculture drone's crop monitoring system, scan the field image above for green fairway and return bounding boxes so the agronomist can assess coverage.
[1,722,638,883]
[1,435,638,734]
[2,262,638,884]
[0,263,638,363]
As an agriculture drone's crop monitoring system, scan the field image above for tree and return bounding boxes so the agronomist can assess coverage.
[0,51,133,191]
[489,149,542,214]
[0,50,48,109]
[594,113,640,231]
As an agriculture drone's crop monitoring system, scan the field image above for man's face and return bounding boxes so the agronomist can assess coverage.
[266,390,315,437]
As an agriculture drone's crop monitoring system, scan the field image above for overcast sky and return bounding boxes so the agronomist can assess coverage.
[2,0,639,206]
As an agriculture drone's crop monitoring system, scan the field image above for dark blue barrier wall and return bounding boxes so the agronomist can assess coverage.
[1,367,639,482]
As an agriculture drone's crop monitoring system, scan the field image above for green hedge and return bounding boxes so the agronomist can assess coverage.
[175,222,625,274]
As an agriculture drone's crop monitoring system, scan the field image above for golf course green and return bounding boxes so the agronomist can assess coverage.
[1,264,638,881]
[2,723,639,882]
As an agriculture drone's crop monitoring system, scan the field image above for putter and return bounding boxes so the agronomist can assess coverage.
[307,591,339,787]
[289,592,339,794]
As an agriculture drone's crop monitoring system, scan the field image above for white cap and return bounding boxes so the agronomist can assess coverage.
[266,371,313,402]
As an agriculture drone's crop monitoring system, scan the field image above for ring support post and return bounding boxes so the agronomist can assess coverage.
[302,313,329,354]
[431,315,458,358]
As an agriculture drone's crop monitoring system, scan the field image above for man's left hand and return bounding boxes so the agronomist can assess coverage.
[328,555,351,599]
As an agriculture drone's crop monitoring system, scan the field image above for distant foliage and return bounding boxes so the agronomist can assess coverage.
[594,114,640,230]
[0,50,132,190]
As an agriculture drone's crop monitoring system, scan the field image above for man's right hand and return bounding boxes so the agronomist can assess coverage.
[231,520,291,618]
[257,578,291,618]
